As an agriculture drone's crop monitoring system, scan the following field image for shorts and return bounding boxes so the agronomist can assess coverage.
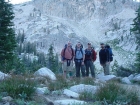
[62,61,73,72]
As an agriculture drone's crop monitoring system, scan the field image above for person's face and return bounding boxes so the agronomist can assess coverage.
[88,44,91,48]
[101,44,105,48]
[67,42,71,47]
[77,42,81,48]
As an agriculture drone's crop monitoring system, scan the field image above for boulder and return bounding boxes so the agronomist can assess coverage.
[69,84,98,94]
[0,71,10,80]
[133,74,140,82]
[54,99,86,105]
[45,97,54,105]
[121,77,131,84]
[2,96,13,102]
[4,102,10,105]
[63,89,79,99]
[96,73,116,81]
[35,87,49,95]
[128,74,134,81]
[34,67,56,80]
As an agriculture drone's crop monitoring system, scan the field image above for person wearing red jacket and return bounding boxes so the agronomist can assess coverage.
[84,43,97,78]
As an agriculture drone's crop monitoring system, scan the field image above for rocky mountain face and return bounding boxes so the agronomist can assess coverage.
[13,0,139,68]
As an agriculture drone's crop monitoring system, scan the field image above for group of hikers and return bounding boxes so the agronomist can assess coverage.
[61,41,113,79]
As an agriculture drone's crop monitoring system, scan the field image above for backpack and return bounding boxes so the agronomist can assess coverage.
[105,45,113,62]
[74,44,84,62]
[62,44,74,61]
[85,48,96,61]
[75,44,83,57]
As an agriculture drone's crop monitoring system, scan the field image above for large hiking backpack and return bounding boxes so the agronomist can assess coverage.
[106,45,113,62]
[85,49,92,57]
[62,44,74,61]
[85,48,96,61]
[74,44,84,61]
[75,44,83,56]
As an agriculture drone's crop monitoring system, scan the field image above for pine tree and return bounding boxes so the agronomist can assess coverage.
[54,53,59,73]
[0,0,16,71]
[131,6,140,46]
[131,6,140,73]
[47,45,56,72]
[135,53,140,73]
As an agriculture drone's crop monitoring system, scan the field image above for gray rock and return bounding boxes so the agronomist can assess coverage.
[34,67,56,81]
[133,74,140,82]
[35,87,49,95]
[96,73,116,81]
[45,97,54,105]
[63,89,79,99]
[54,99,86,105]
[121,77,131,84]
[128,74,134,81]
[69,84,98,94]
[2,96,13,102]
[0,71,10,81]
[4,102,10,105]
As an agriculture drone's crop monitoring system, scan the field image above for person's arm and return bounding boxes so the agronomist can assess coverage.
[72,49,75,61]
[82,49,85,65]
[83,54,85,62]
[92,50,97,62]
[61,49,64,62]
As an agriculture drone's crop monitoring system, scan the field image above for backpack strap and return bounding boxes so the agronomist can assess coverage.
[63,47,67,59]
[85,49,96,61]
[71,48,74,60]
[75,48,83,56]
[80,48,83,56]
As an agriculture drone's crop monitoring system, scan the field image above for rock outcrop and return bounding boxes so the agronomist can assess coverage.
[34,67,56,81]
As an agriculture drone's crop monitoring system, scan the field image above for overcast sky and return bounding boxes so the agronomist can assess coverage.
[10,0,32,4]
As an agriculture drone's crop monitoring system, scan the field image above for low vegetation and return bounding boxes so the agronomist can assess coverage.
[48,75,69,91]
[79,82,140,105]
[0,75,37,100]
[48,76,95,91]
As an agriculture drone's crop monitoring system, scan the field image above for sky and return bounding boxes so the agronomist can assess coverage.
[9,0,32,4]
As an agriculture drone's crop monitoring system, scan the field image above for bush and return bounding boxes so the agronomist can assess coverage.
[0,75,37,100]
[48,75,68,91]
[80,77,95,85]
[95,82,139,104]
[95,82,120,103]
[116,66,134,77]
[79,91,95,102]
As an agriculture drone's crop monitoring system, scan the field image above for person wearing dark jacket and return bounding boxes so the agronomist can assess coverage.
[85,43,97,78]
[99,43,110,75]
